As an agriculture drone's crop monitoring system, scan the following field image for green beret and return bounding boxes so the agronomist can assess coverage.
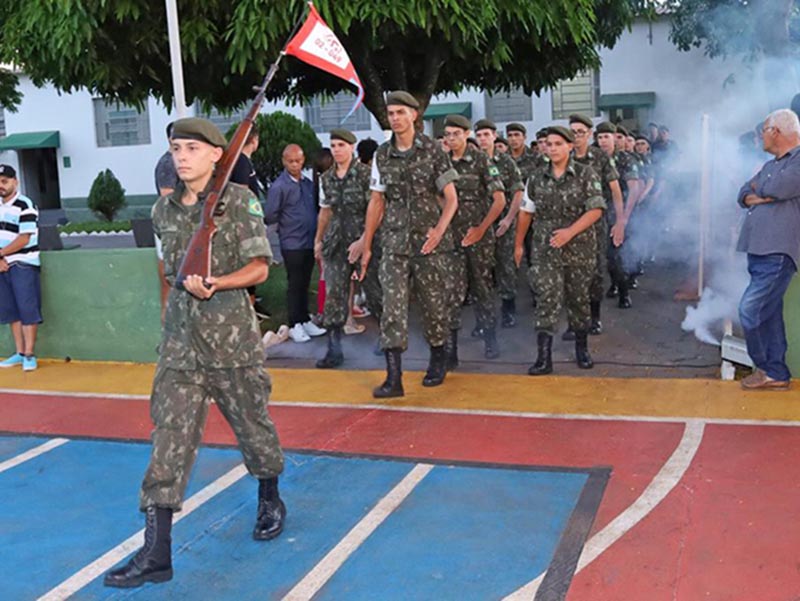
[444,114,471,130]
[595,121,617,135]
[495,136,509,146]
[546,126,575,143]
[506,122,527,135]
[170,117,227,148]
[569,113,593,128]
[536,128,549,139]
[635,133,651,143]
[474,118,497,132]
[330,128,356,144]
[616,125,630,137]
[385,90,420,109]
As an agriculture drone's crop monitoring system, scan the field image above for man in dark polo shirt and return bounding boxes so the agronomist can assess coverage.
[737,108,800,390]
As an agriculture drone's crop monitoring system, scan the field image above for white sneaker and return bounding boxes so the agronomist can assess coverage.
[302,321,327,337]
[289,323,311,343]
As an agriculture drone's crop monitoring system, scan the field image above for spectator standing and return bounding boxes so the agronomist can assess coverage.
[230,129,266,199]
[154,122,178,196]
[265,144,326,342]
[0,165,42,371]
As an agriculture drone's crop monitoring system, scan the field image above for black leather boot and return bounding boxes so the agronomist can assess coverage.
[373,349,404,398]
[606,284,618,298]
[590,301,603,335]
[575,330,594,369]
[484,328,500,359]
[528,332,553,375]
[253,477,287,540]
[444,329,459,371]
[104,507,173,588]
[316,326,344,369]
[501,298,517,328]
[422,345,447,387]
[561,328,576,341]
[618,283,632,309]
[471,324,484,338]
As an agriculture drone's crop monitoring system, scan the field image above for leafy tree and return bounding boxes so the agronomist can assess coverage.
[228,111,322,183]
[0,1,633,127]
[88,169,127,222]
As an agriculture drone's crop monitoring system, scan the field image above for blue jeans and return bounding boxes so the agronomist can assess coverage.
[738,253,797,381]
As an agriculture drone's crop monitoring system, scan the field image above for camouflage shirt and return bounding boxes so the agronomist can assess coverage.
[320,159,371,257]
[520,159,606,264]
[573,146,619,204]
[613,150,641,199]
[449,146,505,237]
[153,182,272,370]
[371,132,458,256]
[636,153,654,182]
[511,147,540,181]
[490,151,524,219]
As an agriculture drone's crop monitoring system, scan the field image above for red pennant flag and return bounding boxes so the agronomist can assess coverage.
[285,2,365,121]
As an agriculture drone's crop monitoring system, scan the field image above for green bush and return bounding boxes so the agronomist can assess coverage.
[58,220,131,234]
[227,111,321,185]
[88,169,126,221]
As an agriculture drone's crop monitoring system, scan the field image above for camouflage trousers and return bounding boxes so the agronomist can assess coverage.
[447,238,498,331]
[380,251,449,351]
[530,242,595,334]
[494,225,518,301]
[322,247,382,329]
[589,219,609,303]
[140,364,284,511]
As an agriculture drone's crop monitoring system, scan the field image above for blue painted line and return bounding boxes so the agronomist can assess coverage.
[0,434,54,462]
[0,440,243,601]
[76,453,414,601]
[316,466,589,601]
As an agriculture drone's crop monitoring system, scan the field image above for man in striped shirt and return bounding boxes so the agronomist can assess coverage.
[0,164,41,371]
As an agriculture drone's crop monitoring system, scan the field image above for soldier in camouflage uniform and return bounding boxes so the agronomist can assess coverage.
[475,119,524,329]
[507,123,542,283]
[360,91,459,398]
[105,118,285,590]
[565,114,625,339]
[314,128,382,369]
[443,114,506,365]
[514,126,605,375]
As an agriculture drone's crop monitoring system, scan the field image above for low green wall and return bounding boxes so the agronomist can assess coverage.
[785,277,800,376]
[0,249,161,362]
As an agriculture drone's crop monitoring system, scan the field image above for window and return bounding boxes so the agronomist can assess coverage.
[484,88,533,122]
[304,92,372,133]
[202,106,249,136]
[93,99,151,147]
[0,108,5,137]
[551,70,600,119]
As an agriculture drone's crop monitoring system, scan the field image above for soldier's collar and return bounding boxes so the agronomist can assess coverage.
[388,133,420,156]
[450,147,475,163]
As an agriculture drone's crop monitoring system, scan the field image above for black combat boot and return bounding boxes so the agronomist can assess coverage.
[501,298,517,328]
[373,349,404,398]
[422,345,447,387]
[484,328,500,359]
[253,477,287,541]
[628,274,639,290]
[471,324,484,338]
[606,284,618,299]
[590,301,603,335]
[528,332,553,376]
[104,507,173,588]
[575,330,594,369]
[618,282,632,309]
[444,329,459,371]
[561,328,576,341]
[316,326,344,369]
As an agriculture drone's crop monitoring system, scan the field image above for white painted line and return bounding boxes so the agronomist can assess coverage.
[0,438,69,474]
[37,464,248,601]
[282,463,434,601]
[0,387,148,400]
[502,420,706,600]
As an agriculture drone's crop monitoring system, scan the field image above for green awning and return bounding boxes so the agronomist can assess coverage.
[597,93,656,110]
[0,131,60,151]
[423,102,472,120]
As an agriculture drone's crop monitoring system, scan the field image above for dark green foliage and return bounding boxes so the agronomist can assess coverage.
[88,169,127,222]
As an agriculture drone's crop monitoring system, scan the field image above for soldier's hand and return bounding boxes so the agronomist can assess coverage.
[610,222,625,247]
[422,228,443,254]
[184,274,217,299]
[359,248,372,281]
[314,240,323,261]
[550,228,574,249]
[514,245,523,268]
[347,238,364,264]
[461,226,484,247]
[496,219,512,237]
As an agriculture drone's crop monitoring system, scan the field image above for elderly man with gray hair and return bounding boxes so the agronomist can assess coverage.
[736,108,800,390]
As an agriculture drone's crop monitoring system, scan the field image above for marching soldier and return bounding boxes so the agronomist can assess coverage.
[360,91,459,398]
[506,123,538,180]
[105,118,285,588]
[474,118,525,328]
[514,126,605,375]
[314,128,382,368]
[443,115,506,365]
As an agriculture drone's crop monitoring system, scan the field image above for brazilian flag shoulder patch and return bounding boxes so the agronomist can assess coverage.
[488,165,500,177]
[248,197,264,217]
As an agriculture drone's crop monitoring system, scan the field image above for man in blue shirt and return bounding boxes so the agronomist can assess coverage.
[737,109,800,390]
[265,144,325,342]
[0,165,41,371]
